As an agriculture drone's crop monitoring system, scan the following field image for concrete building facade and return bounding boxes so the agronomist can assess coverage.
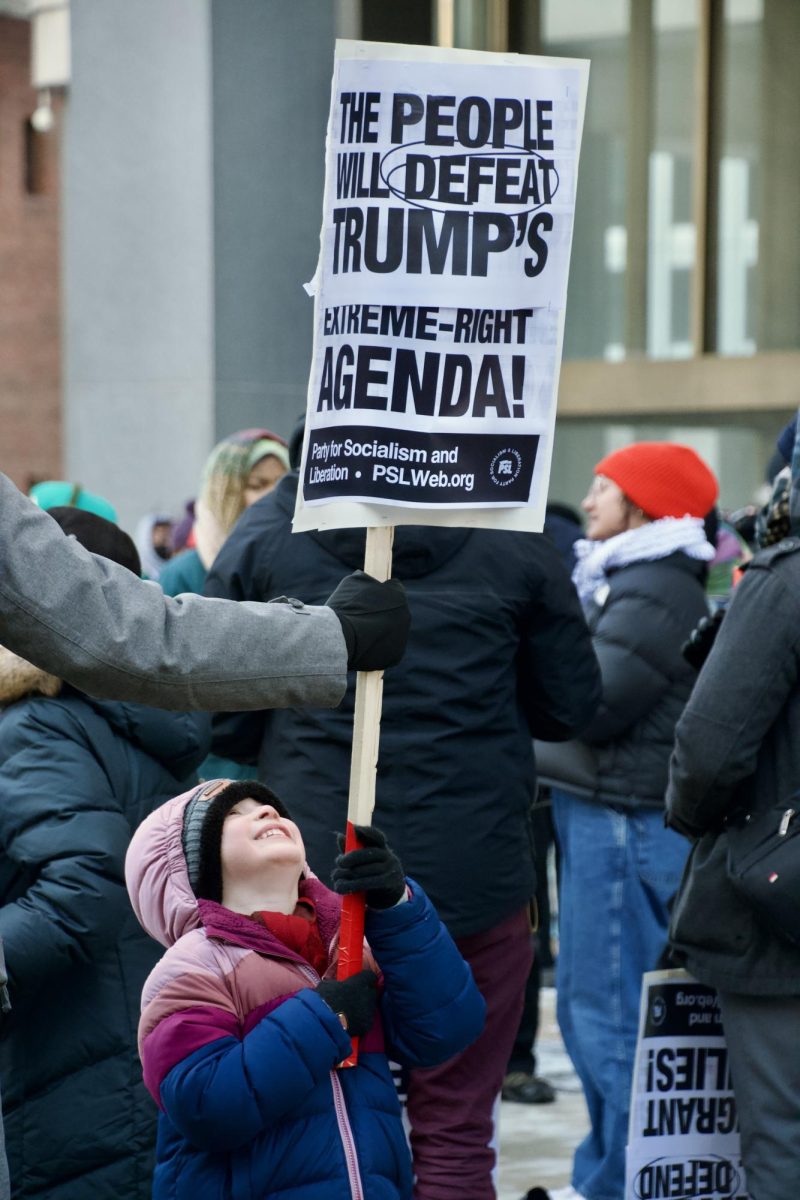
[0,13,61,491]
[62,0,341,528]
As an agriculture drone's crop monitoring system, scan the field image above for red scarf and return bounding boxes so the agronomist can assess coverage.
[253,898,328,976]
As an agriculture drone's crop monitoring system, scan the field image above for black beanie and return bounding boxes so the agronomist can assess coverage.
[48,506,141,576]
[182,780,290,903]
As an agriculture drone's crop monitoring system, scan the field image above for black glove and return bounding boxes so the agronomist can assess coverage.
[316,969,378,1037]
[681,608,725,671]
[325,571,410,671]
[332,824,406,909]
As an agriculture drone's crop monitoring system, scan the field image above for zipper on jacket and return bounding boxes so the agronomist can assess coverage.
[273,956,366,1197]
[780,808,796,836]
[297,962,364,1200]
[330,1069,365,1200]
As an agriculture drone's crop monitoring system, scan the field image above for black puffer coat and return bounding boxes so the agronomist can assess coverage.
[205,473,601,938]
[0,649,209,1199]
[667,540,800,994]
[536,553,709,808]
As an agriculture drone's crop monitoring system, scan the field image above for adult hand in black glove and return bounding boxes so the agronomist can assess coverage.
[316,969,378,1037]
[326,571,410,672]
[681,608,725,671]
[332,825,406,909]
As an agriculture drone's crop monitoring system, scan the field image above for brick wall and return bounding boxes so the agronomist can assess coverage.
[0,16,61,489]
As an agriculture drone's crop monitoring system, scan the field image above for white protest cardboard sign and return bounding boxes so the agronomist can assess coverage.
[294,39,589,534]
[626,971,749,1200]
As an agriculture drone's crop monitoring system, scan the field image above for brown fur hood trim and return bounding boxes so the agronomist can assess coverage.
[0,646,62,706]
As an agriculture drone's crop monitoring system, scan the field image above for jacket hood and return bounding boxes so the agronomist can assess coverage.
[126,785,212,948]
[0,645,62,705]
[273,472,471,579]
[0,645,208,775]
[78,694,210,777]
[125,782,319,950]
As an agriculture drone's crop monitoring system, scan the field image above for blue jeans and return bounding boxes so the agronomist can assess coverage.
[552,789,690,1200]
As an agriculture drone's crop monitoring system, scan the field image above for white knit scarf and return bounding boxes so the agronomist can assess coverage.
[572,517,715,606]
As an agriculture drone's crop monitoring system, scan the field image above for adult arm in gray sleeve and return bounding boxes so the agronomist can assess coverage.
[666,556,800,838]
[0,472,347,711]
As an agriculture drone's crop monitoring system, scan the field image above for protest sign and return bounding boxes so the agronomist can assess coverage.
[294,38,589,534]
[296,41,589,1053]
[626,971,749,1200]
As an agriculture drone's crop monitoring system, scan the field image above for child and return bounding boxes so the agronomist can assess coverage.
[125,779,485,1199]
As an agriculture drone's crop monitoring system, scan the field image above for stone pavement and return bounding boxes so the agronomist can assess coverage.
[496,986,588,1200]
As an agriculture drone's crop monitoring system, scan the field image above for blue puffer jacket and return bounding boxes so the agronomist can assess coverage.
[125,787,486,1200]
[0,648,209,1200]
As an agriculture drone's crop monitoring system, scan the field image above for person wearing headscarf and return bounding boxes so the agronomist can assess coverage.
[666,412,800,1200]
[527,442,718,1200]
[159,429,289,597]
[29,480,117,524]
[159,430,290,781]
[134,514,174,582]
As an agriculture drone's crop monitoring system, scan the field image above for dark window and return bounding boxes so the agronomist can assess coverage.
[23,118,51,196]
[361,0,433,46]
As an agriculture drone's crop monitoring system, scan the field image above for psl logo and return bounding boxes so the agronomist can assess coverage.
[650,996,667,1027]
[489,448,522,487]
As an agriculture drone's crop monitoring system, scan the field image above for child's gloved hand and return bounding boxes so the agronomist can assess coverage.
[316,969,378,1037]
[332,825,406,909]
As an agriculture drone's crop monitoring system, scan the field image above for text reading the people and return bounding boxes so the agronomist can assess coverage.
[332,89,562,279]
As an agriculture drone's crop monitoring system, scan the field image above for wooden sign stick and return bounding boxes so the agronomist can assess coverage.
[336,524,395,1067]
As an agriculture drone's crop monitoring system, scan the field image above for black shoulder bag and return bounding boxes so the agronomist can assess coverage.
[726,798,800,946]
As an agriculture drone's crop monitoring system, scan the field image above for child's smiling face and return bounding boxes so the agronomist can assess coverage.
[220,797,305,888]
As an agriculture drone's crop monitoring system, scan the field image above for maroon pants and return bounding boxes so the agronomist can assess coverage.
[406,906,533,1200]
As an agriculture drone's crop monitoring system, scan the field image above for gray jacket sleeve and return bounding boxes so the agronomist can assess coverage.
[0,472,347,711]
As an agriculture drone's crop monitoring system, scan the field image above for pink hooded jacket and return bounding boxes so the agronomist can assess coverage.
[124,785,383,1105]
[124,785,484,1200]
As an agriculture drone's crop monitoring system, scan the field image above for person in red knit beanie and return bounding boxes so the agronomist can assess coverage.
[525,441,718,1200]
[592,441,718,521]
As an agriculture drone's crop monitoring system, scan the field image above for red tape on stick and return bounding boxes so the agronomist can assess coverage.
[336,822,365,1068]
